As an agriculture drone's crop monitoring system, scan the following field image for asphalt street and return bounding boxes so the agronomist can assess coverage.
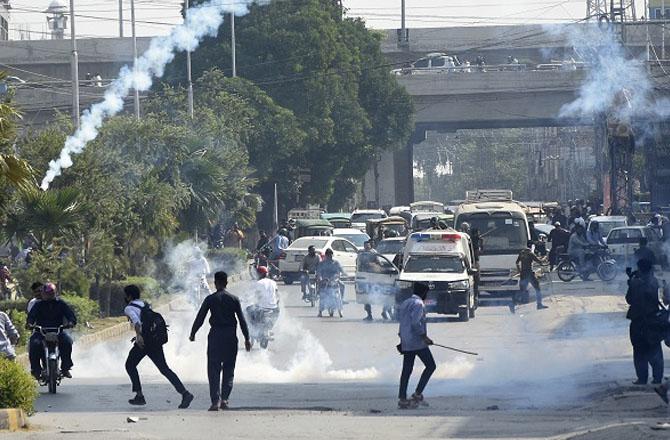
[11,275,670,439]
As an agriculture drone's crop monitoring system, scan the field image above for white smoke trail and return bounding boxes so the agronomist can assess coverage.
[40,0,262,190]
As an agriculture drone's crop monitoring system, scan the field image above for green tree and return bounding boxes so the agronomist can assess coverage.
[166,0,413,209]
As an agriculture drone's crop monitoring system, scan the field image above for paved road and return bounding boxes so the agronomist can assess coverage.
[13,275,670,439]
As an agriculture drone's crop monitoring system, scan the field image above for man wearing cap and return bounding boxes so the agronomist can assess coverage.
[27,283,77,379]
[300,245,321,300]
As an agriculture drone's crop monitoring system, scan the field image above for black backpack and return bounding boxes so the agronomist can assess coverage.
[130,303,168,347]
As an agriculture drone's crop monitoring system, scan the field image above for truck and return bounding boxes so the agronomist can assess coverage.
[453,190,535,302]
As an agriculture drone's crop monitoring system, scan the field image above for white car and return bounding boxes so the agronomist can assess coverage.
[278,236,359,285]
[587,215,628,243]
[375,237,406,262]
[350,209,387,232]
[333,228,371,250]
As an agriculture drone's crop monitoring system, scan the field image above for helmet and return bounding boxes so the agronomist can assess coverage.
[256,266,269,276]
[553,221,561,227]
[278,228,289,237]
[43,282,57,297]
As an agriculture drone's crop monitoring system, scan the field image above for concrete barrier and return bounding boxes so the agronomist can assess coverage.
[0,408,28,431]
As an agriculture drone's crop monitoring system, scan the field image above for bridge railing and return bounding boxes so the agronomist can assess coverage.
[392,62,593,75]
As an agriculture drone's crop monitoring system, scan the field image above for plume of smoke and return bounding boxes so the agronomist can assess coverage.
[40,0,263,190]
[548,23,670,124]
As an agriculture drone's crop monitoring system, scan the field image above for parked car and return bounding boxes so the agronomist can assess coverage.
[606,226,667,268]
[333,228,371,250]
[587,216,628,243]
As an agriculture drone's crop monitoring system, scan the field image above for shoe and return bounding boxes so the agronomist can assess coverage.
[61,369,72,379]
[31,370,41,380]
[317,312,323,317]
[363,315,373,321]
[338,310,343,318]
[632,380,647,385]
[178,391,194,409]
[411,393,429,407]
[381,311,390,320]
[654,385,669,404]
[129,395,146,406]
[398,398,418,409]
[537,304,548,310]
[208,404,219,412]
[652,379,663,385]
[508,304,516,314]
[219,400,229,410]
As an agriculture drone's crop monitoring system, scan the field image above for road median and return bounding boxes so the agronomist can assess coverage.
[0,408,28,431]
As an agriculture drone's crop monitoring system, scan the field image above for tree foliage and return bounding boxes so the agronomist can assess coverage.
[167,0,413,209]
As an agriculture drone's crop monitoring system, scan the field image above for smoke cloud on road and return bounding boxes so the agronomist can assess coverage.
[40,0,266,190]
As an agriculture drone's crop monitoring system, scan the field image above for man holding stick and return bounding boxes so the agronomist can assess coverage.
[397,282,436,409]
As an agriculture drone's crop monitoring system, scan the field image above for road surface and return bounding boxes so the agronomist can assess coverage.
[12,275,670,439]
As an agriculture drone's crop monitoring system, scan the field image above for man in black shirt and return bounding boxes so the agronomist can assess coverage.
[548,222,570,270]
[633,237,656,268]
[190,271,251,411]
[27,283,77,379]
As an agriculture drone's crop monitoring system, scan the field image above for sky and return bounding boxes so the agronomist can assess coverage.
[5,0,644,40]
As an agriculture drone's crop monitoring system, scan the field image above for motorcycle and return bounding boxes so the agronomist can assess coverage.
[556,246,617,282]
[33,325,65,394]
[303,272,318,307]
[245,305,279,349]
[318,275,343,318]
[249,246,281,281]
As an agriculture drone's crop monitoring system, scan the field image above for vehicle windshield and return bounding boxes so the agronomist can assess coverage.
[404,255,464,273]
[351,212,386,223]
[598,221,626,237]
[335,233,370,248]
[457,214,528,254]
[376,240,405,255]
[289,238,329,250]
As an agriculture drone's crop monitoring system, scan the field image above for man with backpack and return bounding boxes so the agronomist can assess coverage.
[123,284,194,408]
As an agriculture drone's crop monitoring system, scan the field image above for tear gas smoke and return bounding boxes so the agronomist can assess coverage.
[548,24,670,125]
[40,0,266,190]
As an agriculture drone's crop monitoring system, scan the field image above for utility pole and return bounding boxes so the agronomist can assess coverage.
[118,0,123,38]
[663,0,666,59]
[231,12,237,77]
[401,0,406,32]
[130,0,140,120]
[186,0,194,119]
[69,0,80,129]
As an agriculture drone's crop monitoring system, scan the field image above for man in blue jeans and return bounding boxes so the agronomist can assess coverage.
[397,282,436,409]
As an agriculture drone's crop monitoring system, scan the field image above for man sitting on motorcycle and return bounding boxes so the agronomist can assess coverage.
[300,245,321,300]
[316,249,346,317]
[27,283,77,379]
[568,222,589,270]
[586,221,607,247]
[248,266,280,329]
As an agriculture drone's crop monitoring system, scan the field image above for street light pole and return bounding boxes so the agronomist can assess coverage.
[69,0,80,129]
[231,12,237,77]
[118,0,123,38]
[186,0,194,119]
[130,0,140,120]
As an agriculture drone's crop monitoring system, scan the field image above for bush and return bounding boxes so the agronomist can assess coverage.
[122,277,161,299]
[61,294,99,324]
[13,252,91,298]
[207,248,247,275]
[6,310,27,347]
[88,277,161,318]
[0,358,37,414]
[0,299,28,314]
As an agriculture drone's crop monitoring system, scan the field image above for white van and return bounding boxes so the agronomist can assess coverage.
[355,230,478,321]
[453,190,532,301]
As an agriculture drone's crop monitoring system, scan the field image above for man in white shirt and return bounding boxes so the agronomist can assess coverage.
[123,284,193,409]
[254,266,279,310]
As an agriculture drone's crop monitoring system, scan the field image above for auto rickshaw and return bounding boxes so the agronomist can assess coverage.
[294,219,334,239]
[366,216,409,243]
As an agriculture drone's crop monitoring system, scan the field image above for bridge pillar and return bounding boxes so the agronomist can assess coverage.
[394,128,426,206]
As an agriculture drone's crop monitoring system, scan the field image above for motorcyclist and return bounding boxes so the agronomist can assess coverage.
[189,247,211,302]
[548,222,570,270]
[316,249,346,318]
[586,221,607,247]
[567,223,589,270]
[300,245,321,300]
[248,267,280,332]
[27,283,77,379]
